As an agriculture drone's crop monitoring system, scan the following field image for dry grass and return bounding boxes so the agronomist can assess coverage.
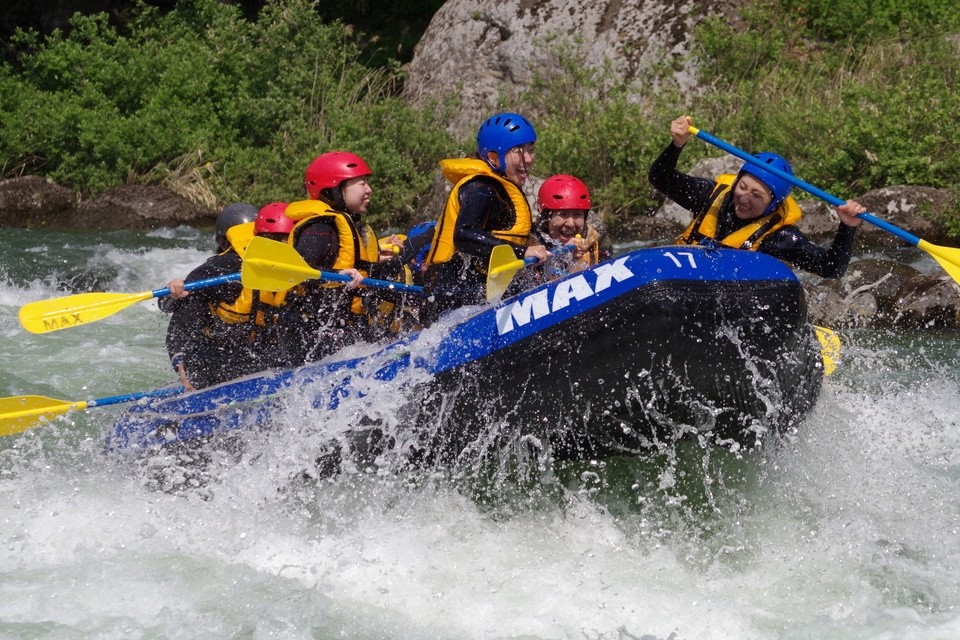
[143,150,223,210]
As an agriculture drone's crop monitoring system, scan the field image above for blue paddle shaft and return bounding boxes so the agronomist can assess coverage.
[317,271,423,293]
[532,243,577,266]
[691,127,923,249]
[86,385,185,408]
[150,272,242,299]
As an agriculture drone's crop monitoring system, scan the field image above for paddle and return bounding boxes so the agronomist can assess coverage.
[241,236,423,293]
[688,125,960,284]
[486,243,578,301]
[813,325,840,376]
[18,273,242,335]
[0,386,184,437]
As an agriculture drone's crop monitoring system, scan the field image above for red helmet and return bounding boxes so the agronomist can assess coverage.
[305,152,372,200]
[537,174,592,212]
[255,202,294,235]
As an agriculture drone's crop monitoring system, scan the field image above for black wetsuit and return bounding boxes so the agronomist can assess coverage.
[163,251,293,389]
[283,215,406,364]
[423,177,526,323]
[649,142,857,278]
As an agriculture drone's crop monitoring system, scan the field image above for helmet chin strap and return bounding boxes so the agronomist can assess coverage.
[319,185,347,212]
[483,151,506,176]
[319,185,365,221]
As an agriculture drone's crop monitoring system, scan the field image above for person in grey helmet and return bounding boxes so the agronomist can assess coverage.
[160,202,258,304]
[162,203,299,390]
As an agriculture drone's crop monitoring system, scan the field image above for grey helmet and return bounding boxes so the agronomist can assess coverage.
[214,203,258,251]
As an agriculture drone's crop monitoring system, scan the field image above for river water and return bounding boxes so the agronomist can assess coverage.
[1,227,959,639]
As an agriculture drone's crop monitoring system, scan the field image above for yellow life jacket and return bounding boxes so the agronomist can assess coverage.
[285,200,379,273]
[212,288,291,327]
[212,223,291,326]
[284,199,380,315]
[424,158,533,266]
[225,221,255,259]
[678,174,803,250]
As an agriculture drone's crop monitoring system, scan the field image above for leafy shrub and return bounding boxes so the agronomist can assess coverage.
[693,11,960,199]
[778,0,960,42]
[0,0,457,229]
[2,0,958,236]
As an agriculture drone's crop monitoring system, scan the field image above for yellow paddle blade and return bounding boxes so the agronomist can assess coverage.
[241,236,321,292]
[486,245,527,301]
[0,395,87,436]
[813,325,841,376]
[917,240,960,285]
[19,290,154,334]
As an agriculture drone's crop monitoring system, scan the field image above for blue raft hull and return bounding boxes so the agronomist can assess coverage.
[107,246,824,462]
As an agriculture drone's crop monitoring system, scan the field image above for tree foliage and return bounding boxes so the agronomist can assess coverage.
[1,0,958,235]
[523,0,960,230]
[0,0,456,229]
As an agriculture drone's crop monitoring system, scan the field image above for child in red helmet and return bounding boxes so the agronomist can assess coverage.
[532,174,609,281]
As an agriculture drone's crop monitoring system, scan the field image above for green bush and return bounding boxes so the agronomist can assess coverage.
[2,0,958,236]
[0,0,457,230]
[519,40,695,228]
[693,11,960,198]
[517,8,958,234]
[779,0,960,42]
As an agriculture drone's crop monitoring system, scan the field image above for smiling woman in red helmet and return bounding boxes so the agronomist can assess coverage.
[274,151,405,365]
[649,115,867,278]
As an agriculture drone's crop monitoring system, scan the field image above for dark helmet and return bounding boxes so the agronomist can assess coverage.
[537,174,592,213]
[305,151,372,201]
[477,112,537,174]
[215,203,258,250]
[740,152,794,215]
[254,202,294,235]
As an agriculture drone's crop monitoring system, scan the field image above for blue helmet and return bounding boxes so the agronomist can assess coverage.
[740,152,794,215]
[477,112,537,175]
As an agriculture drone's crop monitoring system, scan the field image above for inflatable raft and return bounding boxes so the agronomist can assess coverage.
[106,245,827,466]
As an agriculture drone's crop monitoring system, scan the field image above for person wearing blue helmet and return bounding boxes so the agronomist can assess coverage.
[420,112,550,324]
[649,115,866,278]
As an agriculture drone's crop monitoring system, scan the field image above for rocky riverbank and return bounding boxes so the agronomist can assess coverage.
[0,175,217,230]
[2,169,958,332]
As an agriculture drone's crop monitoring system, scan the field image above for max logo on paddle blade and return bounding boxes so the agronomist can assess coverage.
[495,258,634,335]
[42,313,83,331]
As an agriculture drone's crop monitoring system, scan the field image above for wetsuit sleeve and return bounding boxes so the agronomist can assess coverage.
[453,179,522,263]
[367,256,403,281]
[758,223,858,279]
[648,142,718,214]
[163,252,243,369]
[397,228,435,267]
[165,296,204,370]
[159,253,240,314]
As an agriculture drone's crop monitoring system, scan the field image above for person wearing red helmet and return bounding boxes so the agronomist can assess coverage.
[253,200,296,239]
[275,151,407,364]
[649,115,867,278]
[420,112,550,324]
[163,202,300,390]
[532,174,609,281]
